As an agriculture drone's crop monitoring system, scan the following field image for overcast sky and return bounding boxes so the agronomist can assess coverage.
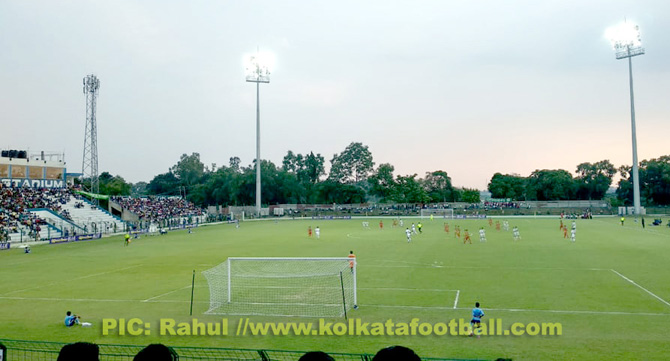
[1,0,668,189]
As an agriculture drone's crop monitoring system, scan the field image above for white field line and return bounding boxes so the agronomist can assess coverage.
[141,285,457,302]
[346,233,365,239]
[366,264,609,271]
[611,269,670,308]
[1,295,668,316]
[0,295,209,304]
[142,285,192,302]
[365,304,670,316]
[2,264,142,296]
[453,290,460,309]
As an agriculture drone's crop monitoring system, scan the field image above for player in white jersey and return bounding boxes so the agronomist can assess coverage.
[315,226,320,239]
[570,228,576,242]
[571,221,576,231]
[399,219,404,227]
[512,226,521,241]
[503,221,509,231]
[411,223,417,234]
[362,221,369,228]
[405,228,412,243]
[479,227,487,242]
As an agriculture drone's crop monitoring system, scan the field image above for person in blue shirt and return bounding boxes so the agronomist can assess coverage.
[470,302,485,337]
[64,311,80,327]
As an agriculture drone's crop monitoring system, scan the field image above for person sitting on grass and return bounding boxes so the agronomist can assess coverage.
[64,311,92,327]
[64,311,80,327]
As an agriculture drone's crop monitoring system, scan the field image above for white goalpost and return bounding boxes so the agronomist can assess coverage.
[420,208,454,219]
[202,257,357,317]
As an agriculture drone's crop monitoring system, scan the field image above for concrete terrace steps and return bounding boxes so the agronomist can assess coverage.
[61,198,126,233]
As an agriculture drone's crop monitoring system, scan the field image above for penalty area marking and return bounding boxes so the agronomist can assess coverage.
[363,304,670,316]
[2,264,142,296]
[611,269,670,308]
[142,285,192,302]
[366,264,610,271]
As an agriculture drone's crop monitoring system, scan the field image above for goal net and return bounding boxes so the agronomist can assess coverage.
[420,208,454,219]
[202,257,357,317]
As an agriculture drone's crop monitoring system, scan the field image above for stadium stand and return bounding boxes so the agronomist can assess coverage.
[0,186,127,242]
[111,196,204,222]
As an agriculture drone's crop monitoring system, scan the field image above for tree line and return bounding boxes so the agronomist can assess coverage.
[90,142,670,207]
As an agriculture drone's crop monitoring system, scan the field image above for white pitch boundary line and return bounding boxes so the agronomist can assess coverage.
[453,290,460,309]
[2,264,142,296]
[611,269,670,308]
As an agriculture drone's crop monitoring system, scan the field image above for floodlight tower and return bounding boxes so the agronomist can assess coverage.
[244,51,274,217]
[82,74,101,205]
[606,22,645,217]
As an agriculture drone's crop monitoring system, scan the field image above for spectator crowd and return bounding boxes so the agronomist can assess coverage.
[112,196,203,222]
[0,185,71,241]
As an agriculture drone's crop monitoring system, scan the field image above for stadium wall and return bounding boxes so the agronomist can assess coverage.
[0,152,66,188]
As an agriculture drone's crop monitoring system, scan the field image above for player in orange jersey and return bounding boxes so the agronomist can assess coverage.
[348,250,356,272]
[464,229,472,244]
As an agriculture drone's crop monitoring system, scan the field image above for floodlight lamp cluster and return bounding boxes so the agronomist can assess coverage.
[605,22,644,59]
[244,52,274,83]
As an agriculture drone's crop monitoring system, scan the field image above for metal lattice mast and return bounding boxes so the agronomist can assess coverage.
[82,74,100,205]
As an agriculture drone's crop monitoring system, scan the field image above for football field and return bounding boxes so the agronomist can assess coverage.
[1,217,669,360]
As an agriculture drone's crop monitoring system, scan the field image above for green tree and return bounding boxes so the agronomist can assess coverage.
[618,156,670,206]
[316,180,366,204]
[368,163,396,201]
[229,156,241,172]
[423,170,454,202]
[131,181,148,196]
[575,160,616,200]
[328,142,375,183]
[390,174,428,203]
[170,153,205,187]
[303,152,325,184]
[460,187,481,203]
[616,165,633,206]
[147,172,180,196]
[282,151,298,173]
[641,155,670,205]
[97,172,131,196]
[526,169,576,200]
[488,173,526,200]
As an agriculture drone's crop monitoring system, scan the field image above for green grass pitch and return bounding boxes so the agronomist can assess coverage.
[1,217,669,360]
